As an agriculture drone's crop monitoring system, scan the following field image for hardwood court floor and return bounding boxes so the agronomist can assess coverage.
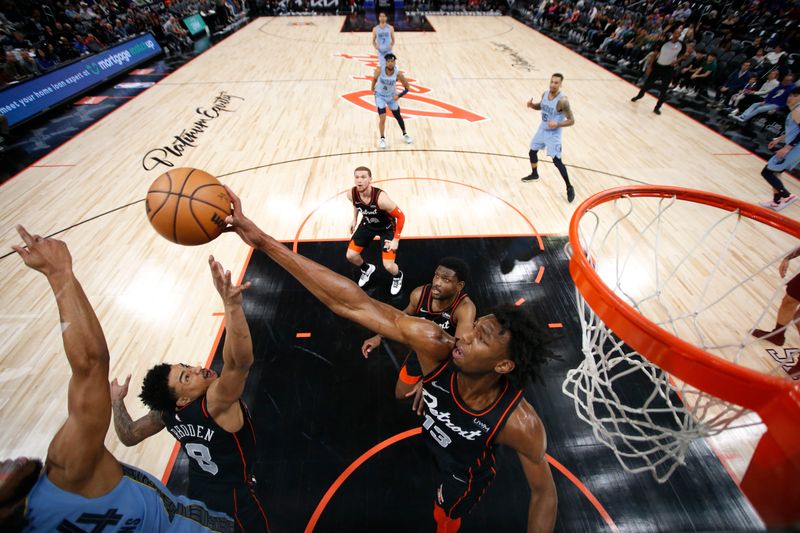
[0,15,792,530]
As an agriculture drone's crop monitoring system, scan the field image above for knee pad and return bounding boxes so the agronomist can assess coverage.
[391,107,402,120]
[553,157,567,172]
[528,149,538,163]
[377,107,386,115]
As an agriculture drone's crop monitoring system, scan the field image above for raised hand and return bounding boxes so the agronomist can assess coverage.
[110,375,131,401]
[209,255,251,306]
[222,185,266,249]
[11,225,72,278]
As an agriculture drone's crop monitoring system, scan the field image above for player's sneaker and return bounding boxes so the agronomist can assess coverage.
[358,264,376,287]
[390,271,404,295]
[761,194,798,211]
[403,133,413,144]
[379,138,387,149]
[751,327,785,346]
[567,186,575,203]
[521,173,539,182]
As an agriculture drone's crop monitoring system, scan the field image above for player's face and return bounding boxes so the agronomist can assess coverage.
[379,13,387,23]
[169,363,218,406]
[549,76,562,94]
[385,57,396,70]
[451,315,512,376]
[431,266,464,301]
[0,457,41,526]
[354,170,372,192]
[788,93,800,109]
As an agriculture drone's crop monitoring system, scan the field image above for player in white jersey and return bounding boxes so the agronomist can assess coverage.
[372,12,395,71]
[522,73,576,203]
[371,53,412,149]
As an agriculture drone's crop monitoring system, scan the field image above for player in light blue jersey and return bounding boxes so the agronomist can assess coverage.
[372,12,395,70]
[0,226,233,533]
[522,73,576,203]
[758,87,800,211]
[371,53,413,149]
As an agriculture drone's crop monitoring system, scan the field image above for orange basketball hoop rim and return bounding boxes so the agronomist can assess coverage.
[568,185,800,526]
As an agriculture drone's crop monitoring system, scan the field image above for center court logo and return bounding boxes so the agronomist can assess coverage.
[335,53,488,122]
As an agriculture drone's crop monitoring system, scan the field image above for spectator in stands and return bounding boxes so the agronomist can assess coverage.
[729,74,760,109]
[750,48,767,73]
[730,69,781,117]
[766,44,786,67]
[113,18,128,40]
[685,51,717,98]
[734,73,796,124]
[715,60,752,104]
[34,46,56,71]
[673,2,691,23]
[742,36,763,59]
[83,32,105,53]
[617,27,650,67]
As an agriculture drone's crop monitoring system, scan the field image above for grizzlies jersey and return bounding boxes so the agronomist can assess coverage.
[163,396,257,489]
[375,24,392,52]
[785,110,799,149]
[414,285,470,336]
[352,186,394,230]
[24,464,233,532]
[375,66,399,99]
[537,91,565,138]
[421,361,523,480]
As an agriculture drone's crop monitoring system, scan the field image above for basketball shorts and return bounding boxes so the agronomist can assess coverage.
[375,93,400,113]
[188,478,270,532]
[349,224,397,260]
[786,272,800,300]
[433,467,496,521]
[530,128,562,159]
[767,145,800,173]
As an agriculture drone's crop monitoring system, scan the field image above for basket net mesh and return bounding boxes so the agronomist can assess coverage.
[562,193,798,482]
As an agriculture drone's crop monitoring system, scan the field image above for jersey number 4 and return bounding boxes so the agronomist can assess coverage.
[423,414,452,448]
[185,443,219,475]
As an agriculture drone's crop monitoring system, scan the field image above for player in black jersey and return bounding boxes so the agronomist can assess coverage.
[346,166,406,295]
[110,256,269,533]
[362,257,476,400]
[223,187,559,533]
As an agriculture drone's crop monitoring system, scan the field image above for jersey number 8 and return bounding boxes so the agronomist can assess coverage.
[185,443,219,475]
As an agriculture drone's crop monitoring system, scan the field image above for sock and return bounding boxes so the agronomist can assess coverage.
[360,263,370,272]
[393,270,403,278]
[391,108,407,133]
[553,157,571,187]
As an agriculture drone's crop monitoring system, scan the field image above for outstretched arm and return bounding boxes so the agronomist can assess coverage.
[12,225,119,488]
[111,375,166,446]
[496,400,557,533]
[362,285,422,358]
[223,187,452,367]
[205,256,253,424]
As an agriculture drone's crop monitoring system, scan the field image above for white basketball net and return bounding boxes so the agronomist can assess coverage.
[562,193,798,482]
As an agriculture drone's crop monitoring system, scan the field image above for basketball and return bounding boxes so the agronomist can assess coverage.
[145,168,231,246]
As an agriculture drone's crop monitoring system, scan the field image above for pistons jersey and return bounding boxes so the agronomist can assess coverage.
[352,186,394,230]
[414,284,470,336]
[421,361,523,480]
[163,396,256,489]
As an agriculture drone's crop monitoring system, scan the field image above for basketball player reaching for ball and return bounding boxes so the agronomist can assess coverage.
[110,256,269,532]
[372,12,395,71]
[1,226,233,532]
[223,187,558,533]
[362,257,476,401]
[347,165,406,295]
[757,87,800,211]
[372,53,412,149]
[522,73,576,204]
